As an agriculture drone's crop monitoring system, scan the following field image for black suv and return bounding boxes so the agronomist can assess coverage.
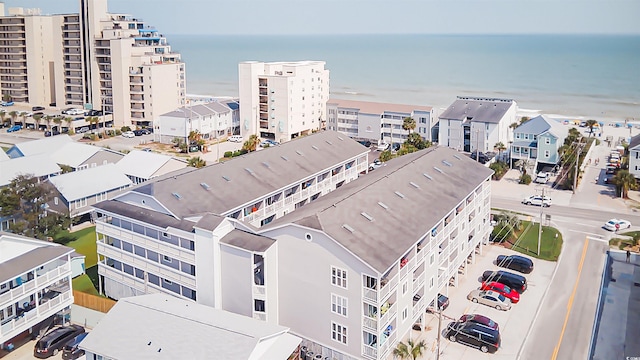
[445,320,501,353]
[481,270,527,293]
[32,105,45,111]
[496,255,534,274]
[34,325,85,358]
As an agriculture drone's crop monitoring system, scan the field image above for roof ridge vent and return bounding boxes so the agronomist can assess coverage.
[453,154,461,160]
[377,201,389,210]
[281,155,288,161]
[423,173,433,180]
[172,192,182,200]
[337,136,344,141]
[433,166,444,174]
[360,212,374,222]
[311,145,319,150]
[342,224,355,233]
[410,181,420,189]
[394,191,405,199]
[442,160,453,167]
[325,140,333,145]
[262,161,270,168]
[296,150,304,156]
[222,175,231,182]
[245,167,254,174]
[200,182,210,190]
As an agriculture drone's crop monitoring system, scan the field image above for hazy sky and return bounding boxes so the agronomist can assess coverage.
[5,0,640,35]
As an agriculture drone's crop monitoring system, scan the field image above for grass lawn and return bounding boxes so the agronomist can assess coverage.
[72,274,99,295]
[53,226,97,267]
[507,221,563,261]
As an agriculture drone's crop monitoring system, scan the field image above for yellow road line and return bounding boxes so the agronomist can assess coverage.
[551,238,589,360]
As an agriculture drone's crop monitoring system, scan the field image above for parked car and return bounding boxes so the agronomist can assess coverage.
[141,128,152,135]
[133,129,145,136]
[358,140,372,148]
[534,172,550,184]
[427,293,449,312]
[1,101,14,106]
[522,195,552,207]
[604,176,614,184]
[369,159,383,171]
[228,135,243,143]
[458,314,500,331]
[260,139,279,147]
[496,254,534,274]
[481,270,527,293]
[122,131,135,138]
[62,108,84,115]
[34,325,85,358]
[470,152,489,164]
[604,219,631,231]
[467,289,512,310]
[76,126,90,134]
[480,281,520,303]
[61,332,88,360]
[32,106,45,111]
[6,125,22,132]
[445,320,501,353]
[376,142,390,151]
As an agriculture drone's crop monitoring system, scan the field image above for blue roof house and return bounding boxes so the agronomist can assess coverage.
[511,115,568,169]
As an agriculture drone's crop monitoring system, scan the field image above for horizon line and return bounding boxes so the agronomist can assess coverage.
[164,32,640,37]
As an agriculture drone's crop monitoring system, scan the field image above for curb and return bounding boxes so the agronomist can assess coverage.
[515,220,567,360]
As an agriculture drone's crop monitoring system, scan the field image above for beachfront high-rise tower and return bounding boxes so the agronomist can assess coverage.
[239,61,329,143]
[0,0,185,128]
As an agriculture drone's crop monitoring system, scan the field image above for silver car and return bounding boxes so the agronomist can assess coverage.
[467,290,512,311]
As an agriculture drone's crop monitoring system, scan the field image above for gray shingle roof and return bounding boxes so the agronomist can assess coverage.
[630,134,640,151]
[263,146,493,273]
[161,102,231,118]
[8,135,73,157]
[116,150,187,180]
[49,142,102,168]
[439,96,515,124]
[79,293,298,360]
[48,163,132,202]
[220,229,275,252]
[124,131,368,219]
[515,115,567,139]
[93,200,197,232]
[0,153,61,187]
[0,235,73,283]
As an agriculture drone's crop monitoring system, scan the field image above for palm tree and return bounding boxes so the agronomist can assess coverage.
[379,149,394,162]
[494,142,506,161]
[392,339,427,360]
[8,111,18,126]
[242,134,260,152]
[64,117,73,133]
[585,119,598,137]
[33,114,42,130]
[53,117,62,133]
[402,117,416,134]
[44,115,53,131]
[187,156,207,168]
[613,170,638,199]
[20,112,27,127]
[0,110,6,126]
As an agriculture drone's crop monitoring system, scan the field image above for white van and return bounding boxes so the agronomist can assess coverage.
[228,135,243,143]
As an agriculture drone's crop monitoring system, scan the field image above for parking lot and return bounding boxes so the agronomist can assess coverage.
[408,244,556,360]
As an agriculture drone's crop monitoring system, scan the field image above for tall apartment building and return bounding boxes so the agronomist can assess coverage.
[92,131,369,303]
[0,233,74,348]
[238,61,329,143]
[0,0,185,128]
[327,99,437,146]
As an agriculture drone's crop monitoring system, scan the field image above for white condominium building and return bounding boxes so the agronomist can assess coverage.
[0,233,74,348]
[238,61,329,143]
[0,0,185,128]
[327,98,437,146]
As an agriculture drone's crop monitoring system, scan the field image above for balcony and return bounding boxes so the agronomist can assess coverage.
[0,290,72,339]
[0,263,71,308]
[379,300,396,329]
[362,344,377,359]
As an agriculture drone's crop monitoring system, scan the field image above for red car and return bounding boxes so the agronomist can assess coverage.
[480,281,520,304]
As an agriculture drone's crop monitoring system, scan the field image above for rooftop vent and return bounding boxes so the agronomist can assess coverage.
[377,201,389,210]
[337,136,344,141]
[172,192,182,200]
[296,150,304,156]
[325,140,333,145]
[200,182,210,190]
[394,191,405,199]
[342,224,355,233]
[433,166,444,174]
[361,212,374,222]
[245,167,254,174]
[262,161,270,168]
[442,160,453,167]
[222,175,231,182]
[453,154,461,160]
[423,173,433,180]
[410,181,420,189]
[281,155,288,161]
[311,145,319,150]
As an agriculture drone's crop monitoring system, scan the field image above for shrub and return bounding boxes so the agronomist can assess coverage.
[120,126,131,132]
[489,161,509,180]
[239,149,248,155]
[519,174,532,184]
[224,151,233,158]
[115,129,122,135]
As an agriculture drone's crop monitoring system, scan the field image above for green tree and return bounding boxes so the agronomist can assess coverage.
[9,110,18,126]
[59,164,73,174]
[64,116,73,133]
[519,116,530,125]
[494,141,506,160]
[0,174,69,239]
[613,170,638,199]
[187,156,207,168]
[392,339,427,360]
[379,149,394,162]
[33,114,42,130]
[0,110,6,126]
[585,119,598,137]
[402,117,416,134]
[2,93,11,103]
[242,134,260,152]
[44,115,53,131]
[405,132,431,150]
[20,111,28,127]
[491,210,522,243]
[53,116,63,132]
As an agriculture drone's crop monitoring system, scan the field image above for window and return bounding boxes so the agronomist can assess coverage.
[331,322,347,345]
[402,281,408,295]
[544,150,550,158]
[162,255,172,263]
[74,198,87,209]
[331,266,347,288]
[429,276,435,289]
[331,294,347,317]
[430,253,435,266]
[163,278,172,285]
[54,197,58,205]
[545,137,551,145]
[402,307,408,321]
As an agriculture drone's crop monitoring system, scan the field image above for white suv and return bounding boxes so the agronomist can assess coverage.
[522,195,552,207]
[534,172,550,184]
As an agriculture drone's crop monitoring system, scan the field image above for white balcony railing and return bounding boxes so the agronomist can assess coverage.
[362,316,377,331]
[0,290,72,338]
[0,263,71,307]
[379,303,396,329]
[363,287,377,303]
[362,344,377,359]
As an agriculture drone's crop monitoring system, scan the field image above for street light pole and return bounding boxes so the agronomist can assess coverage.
[436,307,442,360]
[538,187,544,256]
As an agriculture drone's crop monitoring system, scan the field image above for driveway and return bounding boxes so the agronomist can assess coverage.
[403,244,556,360]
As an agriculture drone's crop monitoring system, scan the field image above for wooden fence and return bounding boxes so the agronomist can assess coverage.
[73,290,116,313]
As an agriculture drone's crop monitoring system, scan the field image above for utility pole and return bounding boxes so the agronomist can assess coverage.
[572,140,582,194]
[436,307,442,360]
[538,187,544,256]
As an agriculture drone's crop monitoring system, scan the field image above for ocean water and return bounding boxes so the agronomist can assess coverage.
[168,34,640,120]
